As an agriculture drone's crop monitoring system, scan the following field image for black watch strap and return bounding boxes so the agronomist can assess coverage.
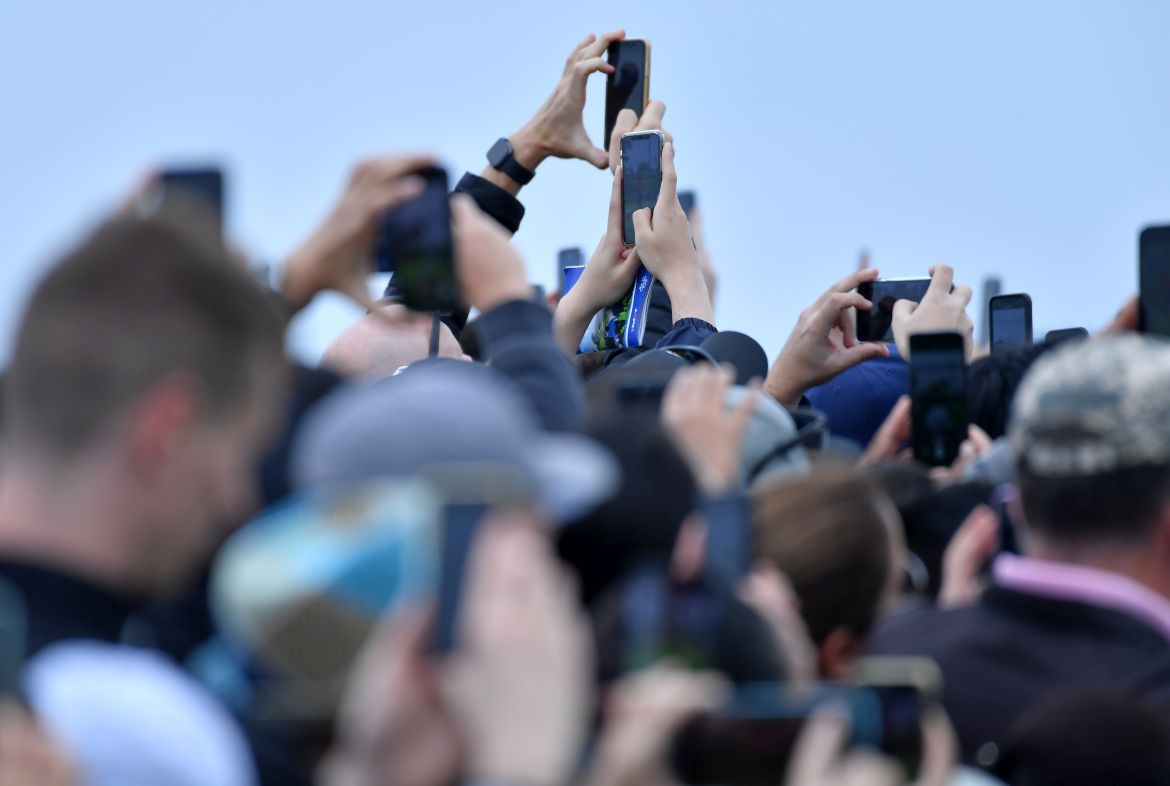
[487,137,535,185]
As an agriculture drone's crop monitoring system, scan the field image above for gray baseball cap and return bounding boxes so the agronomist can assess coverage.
[292,359,618,521]
[1010,334,1170,478]
[727,386,812,487]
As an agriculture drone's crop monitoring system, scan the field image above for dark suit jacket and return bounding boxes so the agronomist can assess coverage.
[868,585,1170,767]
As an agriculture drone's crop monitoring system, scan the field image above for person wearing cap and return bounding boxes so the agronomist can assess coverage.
[869,335,1170,768]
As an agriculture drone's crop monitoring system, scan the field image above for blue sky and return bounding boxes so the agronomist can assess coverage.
[3,1,1168,364]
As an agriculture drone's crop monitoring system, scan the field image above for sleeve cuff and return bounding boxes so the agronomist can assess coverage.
[454,173,525,234]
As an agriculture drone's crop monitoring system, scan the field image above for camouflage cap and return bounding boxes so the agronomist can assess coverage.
[1010,334,1170,477]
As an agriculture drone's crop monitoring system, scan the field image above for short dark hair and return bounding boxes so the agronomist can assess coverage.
[1017,461,1170,545]
[751,466,895,645]
[967,343,1052,440]
[5,214,284,458]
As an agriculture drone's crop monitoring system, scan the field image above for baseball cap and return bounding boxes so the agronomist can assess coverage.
[700,331,770,385]
[1010,334,1170,477]
[292,359,618,522]
[207,479,440,720]
[727,386,812,486]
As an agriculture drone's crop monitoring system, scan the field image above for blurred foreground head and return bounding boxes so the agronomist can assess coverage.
[751,464,903,677]
[1,213,287,597]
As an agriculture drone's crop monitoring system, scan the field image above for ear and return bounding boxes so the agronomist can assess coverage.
[125,373,202,476]
[818,627,863,680]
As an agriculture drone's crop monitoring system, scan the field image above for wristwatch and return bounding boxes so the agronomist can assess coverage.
[486,138,535,185]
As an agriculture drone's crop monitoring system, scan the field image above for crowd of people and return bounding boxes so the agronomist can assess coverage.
[2,27,1168,786]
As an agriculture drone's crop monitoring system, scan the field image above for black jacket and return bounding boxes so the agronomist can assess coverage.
[868,585,1170,767]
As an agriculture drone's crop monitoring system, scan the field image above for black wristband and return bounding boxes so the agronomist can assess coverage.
[486,138,535,185]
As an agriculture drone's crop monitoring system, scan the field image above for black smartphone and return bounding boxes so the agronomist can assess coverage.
[558,247,584,294]
[423,464,530,653]
[604,39,650,151]
[850,657,942,781]
[620,131,664,246]
[909,332,968,467]
[153,166,225,234]
[989,293,1033,354]
[375,167,457,315]
[679,190,697,217]
[0,579,26,696]
[856,278,932,343]
[1140,225,1170,337]
[1045,327,1089,346]
[978,276,1002,345]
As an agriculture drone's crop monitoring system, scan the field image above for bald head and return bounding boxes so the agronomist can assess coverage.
[320,302,466,382]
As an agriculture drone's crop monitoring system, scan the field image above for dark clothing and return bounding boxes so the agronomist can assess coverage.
[868,585,1170,766]
[476,299,584,432]
[806,344,907,447]
[454,173,525,234]
[606,281,719,369]
[0,561,137,659]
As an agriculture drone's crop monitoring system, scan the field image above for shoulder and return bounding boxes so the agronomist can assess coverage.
[25,640,257,786]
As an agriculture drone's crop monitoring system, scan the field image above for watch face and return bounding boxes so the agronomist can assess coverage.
[487,138,511,168]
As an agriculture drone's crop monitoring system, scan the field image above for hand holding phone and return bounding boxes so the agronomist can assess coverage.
[909,332,969,467]
[620,130,665,246]
[891,266,973,362]
[376,167,457,314]
[856,278,933,342]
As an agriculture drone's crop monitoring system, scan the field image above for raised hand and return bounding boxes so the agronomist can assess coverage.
[891,265,974,361]
[764,268,890,406]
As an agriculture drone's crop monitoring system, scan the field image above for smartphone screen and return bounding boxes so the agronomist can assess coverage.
[679,190,697,217]
[375,167,457,314]
[989,294,1033,353]
[153,167,225,234]
[621,569,721,673]
[909,333,968,467]
[620,132,663,246]
[1140,226,1170,337]
[605,40,649,151]
[856,278,932,343]
[431,502,485,653]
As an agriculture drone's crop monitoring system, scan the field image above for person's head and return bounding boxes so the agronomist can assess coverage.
[319,301,466,382]
[967,343,1051,439]
[994,691,1170,786]
[1010,336,1170,564]
[751,464,903,678]
[3,214,286,596]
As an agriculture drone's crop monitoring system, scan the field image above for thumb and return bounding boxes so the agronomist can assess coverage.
[587,145,609,169]
[832,341,888,374]
[892,298,915,322]
[632,207,653,242]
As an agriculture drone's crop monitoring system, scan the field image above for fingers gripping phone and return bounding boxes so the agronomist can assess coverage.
[989,293,1033,354]
[374,167,457,315]
[620,130,664,246]
[856,278,933,342]
[604,39,650,151]
[909,332,969,467]
[1139,225,1170,337]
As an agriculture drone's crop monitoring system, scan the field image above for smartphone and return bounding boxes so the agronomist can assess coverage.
[620,130,664,246]
[679,190,697,217]
[1045,327,1089,346]
[850,657,942,781]
[148,167,225,235]
[421,463,530,653]
[619,567,723,673]
[978,276,1002,345]
[856,278,932,343]
[558,247,584,294]
[909,332,969,467]
[0,579,26,696]
[1139,225,1170,337]
[989,293,1033,353]
[375,167,457,314]
[604,39,650,151]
